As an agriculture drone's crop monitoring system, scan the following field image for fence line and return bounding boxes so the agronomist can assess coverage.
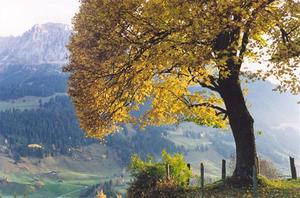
[163,156,297,197]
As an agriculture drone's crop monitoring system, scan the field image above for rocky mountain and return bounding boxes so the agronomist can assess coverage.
[0,23,70,100]
[0,23,70,69]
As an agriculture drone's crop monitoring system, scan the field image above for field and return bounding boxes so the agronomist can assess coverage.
[0,93,66,111]
[0,144,127,198]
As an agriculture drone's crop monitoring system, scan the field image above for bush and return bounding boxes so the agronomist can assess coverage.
[128,150,191,198]
[259,159,280,179]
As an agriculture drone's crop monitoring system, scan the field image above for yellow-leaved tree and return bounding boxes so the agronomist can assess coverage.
[64,0,300,184]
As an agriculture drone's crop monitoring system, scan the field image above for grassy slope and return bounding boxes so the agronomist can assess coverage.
[164,124,230,180]
[164,122,300,178]
[153,178,300,198]
[0,144,125,198]
[197,178,300,198]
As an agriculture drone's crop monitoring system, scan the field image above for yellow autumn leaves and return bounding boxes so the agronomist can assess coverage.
[65,0,299,138]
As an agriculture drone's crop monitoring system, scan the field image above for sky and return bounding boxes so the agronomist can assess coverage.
[0,0,80,36]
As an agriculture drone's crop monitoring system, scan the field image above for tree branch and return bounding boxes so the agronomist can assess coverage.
[189,102,227,114]
[239,0,276,61]
[187,67,220,92]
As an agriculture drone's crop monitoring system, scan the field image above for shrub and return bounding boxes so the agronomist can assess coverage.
[128,150,191,198]
[259,159,280,179]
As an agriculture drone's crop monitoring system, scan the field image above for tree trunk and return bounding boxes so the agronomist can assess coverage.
[218,76,258,185]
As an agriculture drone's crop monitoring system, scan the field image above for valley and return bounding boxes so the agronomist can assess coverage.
[0,144,126,197]
[0,23,299,197]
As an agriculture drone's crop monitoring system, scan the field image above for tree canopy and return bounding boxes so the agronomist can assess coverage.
[65,0,299,138]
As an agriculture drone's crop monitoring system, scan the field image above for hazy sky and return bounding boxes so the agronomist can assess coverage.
[0,0,80,36]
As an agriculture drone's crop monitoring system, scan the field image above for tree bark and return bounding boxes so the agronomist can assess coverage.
[218,75,258,185]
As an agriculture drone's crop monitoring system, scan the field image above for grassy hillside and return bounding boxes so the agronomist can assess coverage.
[0,144,126,197]
[149,178,300,198]
[163,121,299,178]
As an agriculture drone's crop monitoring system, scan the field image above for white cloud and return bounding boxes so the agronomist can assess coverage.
[0,0,80,36]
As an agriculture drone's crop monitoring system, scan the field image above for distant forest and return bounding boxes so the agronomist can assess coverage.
[0,64,67,100]
[0,96,92,157]
[0,95,182,164]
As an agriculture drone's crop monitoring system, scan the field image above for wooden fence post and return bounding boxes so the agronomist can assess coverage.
[187,163,191,185]
[256,156,260,174]
[166,164,170,180]
[200,163,204,198]
[222,159,226,180]
[253,165,258,198]
[290,156,297,179]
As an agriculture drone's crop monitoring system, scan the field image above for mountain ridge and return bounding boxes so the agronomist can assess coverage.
[0,23,70,68]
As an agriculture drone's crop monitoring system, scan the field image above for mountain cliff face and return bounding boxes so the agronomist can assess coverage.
[0,23,70,68]
[0,23,70,99]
